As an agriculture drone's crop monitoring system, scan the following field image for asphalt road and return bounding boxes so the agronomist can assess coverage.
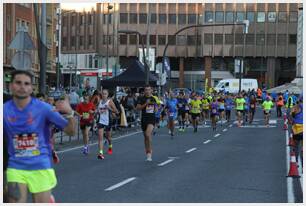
[52,108,303,203]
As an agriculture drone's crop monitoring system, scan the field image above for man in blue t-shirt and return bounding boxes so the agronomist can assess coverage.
[166,92,178,137]
[4,70,75,203]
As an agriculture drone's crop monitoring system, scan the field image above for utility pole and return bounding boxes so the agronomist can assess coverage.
[56,7,61,90]
[145,3,151,85]
[39,4,47,94]
[106,4,113,80]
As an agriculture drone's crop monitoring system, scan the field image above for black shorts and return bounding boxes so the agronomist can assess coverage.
[155,117,160,123]
[178,110,186,118]
[97,123,111,131]
[293,133,303,141]
[218,109,225,113]
[141,119,155,132]
[263,110,271,115]
[236,110,244,115]
[80,122,92,130]
[191,113,200,120]
[203,109,209,115]
[210,113,218,118]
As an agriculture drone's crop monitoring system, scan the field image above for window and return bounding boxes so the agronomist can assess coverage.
[88,14,94,25]
[277,34,286,45]
[257,12,265,22]
[159,14,167,24]
[236,12,245,22]
[267,34,276,45]
[215,34,223,44]
[62,37,67,47]
[71,36,75,46]
[188,14,196,24]
[7,15,11,31]
[246,34,254,45]
[120,13,128,24]
[129,13,137,24]
[150,35,156,45]
[129,34,137,44]
[278,12,287,23]
[158,35,166,45]
[89,55,93,68]
[235,34,244,44]
[139,13,147,24]
[215,11,224,23]
[108,14,112,24]
[168,14,176,24]
[80,36,84,46]
[205,11,214,23]
[267,12,276,22]
[187,35,196,45]
[94,59,98,68]
[151,13,157,23]
[204,34,213,44]
[289,34,297,44]
[246,12,255,22]
[289,12,298,22]
[88,35,93,45]
[120,34,127,44]
[139,35,147,44]
[168,35,176,45]
[256,34,265,45]
[225,12,234,23]
[71,16,75,26]
[80,15,85,25]
[178,14,186,24]
[63,16,68,26]
[225,34,234,44]
[176,35,186,45]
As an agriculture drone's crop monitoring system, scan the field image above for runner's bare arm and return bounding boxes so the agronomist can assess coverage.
[136,102,147,110]
[109,100,119,114]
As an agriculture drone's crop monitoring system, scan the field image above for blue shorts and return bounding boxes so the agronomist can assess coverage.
[168,113,177,121]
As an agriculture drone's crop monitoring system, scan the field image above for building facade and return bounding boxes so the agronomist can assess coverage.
[3,3,59,92]
[61,3,299,89]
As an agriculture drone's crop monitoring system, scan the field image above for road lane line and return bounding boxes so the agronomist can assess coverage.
[105,177,136,191]
[222,129,227,132]
[185,148,197,153]
[286,129,295,203]
[158,159,174,166]
[214,133,221,138]
[203,140,211,144]
[57,131,142,154]
[229,124,233,128]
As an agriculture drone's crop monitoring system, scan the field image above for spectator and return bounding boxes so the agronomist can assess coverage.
[69,89,80,110]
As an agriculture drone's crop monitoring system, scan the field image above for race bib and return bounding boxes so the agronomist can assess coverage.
[13,133,40,157]
[169,112,175,117]
[146,105,154,113]
[178,103,183,108]
[83,112,90,119]
[99,108,107,114]
[251,104,255,108]
[212,109,217,114]
[185,105,189,110]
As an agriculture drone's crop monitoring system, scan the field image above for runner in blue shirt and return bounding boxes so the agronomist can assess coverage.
[244,94,250,124]
[165,92,178,138]
[225,94,234,123]
[4,70,75,203]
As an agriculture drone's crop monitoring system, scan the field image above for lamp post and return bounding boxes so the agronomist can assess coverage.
[260,36,264,88]
[162,21,249,93]
[238,20,249,93]
[106,4,113,80]
[118,29,149,85]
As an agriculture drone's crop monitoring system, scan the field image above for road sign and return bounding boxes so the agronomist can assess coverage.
[139,48,155,71]
[9,26,35,50]
[11,51,32,71]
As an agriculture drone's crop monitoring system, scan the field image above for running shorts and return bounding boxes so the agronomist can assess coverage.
[97,123,111,131]
[263,110,271,115]
[6,168,57,193]
[236,110,244,115]
[178,110,186,118]
[191,113,200,120]
[141,120,155,132]
[218,109,225,113]
[80,122,92,130]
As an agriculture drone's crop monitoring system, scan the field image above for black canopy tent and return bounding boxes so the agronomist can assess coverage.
[101,60,158,87]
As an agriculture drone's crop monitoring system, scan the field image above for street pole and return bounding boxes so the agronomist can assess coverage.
[74,12,78,91]
[146,4,151,85]
[238,20,249,93]
[260,37,264,88]
[56,8,60,90]
[106,4,113,80]
[39,4,47,94]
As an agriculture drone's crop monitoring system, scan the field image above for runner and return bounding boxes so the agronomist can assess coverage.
[249,94,257,124]
[75,93,96,155]
[243,94,250,125]
[235,93,246,127]
[136,85,158,161]
[201,95,210,125]
[165,92,178,138]
[218,95,225,126]
[276,93,284,118]
[4,70,75,203]
[210,97,219,131]
[177,91,188,131]
[189,94,202,133]
[225,94,234,123]
[184,93,191,127]
[262,96,274,127]
[96,89,119,159]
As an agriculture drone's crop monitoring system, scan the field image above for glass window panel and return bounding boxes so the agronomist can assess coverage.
[159,14,167,24]
[177,35,186,45]
[178,14,186,24]
[268,12,276,22]
[129,13,137,24]
[289,12,298,22]
[188,14,196,24]
[139,13,147,24]
[246,12,254,22]
[225,34,234,44]
[215,34,223,44]
[256,34,265,45]
[205,11,214,23]
[151,13,157,23]
[204,33,213,44]
[120,13,128,24]
[158,35,166,45]
[150,35,156,45]
[120,34,127,44]
[235,34,244,44]
[246,34,254,45]
[169,35,177,45]
[257,12,266,22]
[267,34,276,45]
[168,14,176,24]
[277,34,286,45]
[225,12,234,23]
[236,12,245,22]
[278,12,287,23]
[187,35,196,45]
[129,34,137,44]
[215,11,224,23]
[289,34,296,44]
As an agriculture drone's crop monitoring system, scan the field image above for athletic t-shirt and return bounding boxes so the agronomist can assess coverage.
[76,102,95,125]
[225,98,233,110]
[4,98,68,170]
[201,99,210,110]
[137,96,157,122]
[190,99,202,114]
[235,98,246,110]
[262,100,274,111]
[177,97,187,111]
[166,98,178,113]
[211,102,219,114]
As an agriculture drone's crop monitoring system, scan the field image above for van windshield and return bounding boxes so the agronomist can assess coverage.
[216,82,225,88]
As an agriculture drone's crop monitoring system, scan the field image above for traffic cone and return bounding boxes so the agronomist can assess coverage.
[288,133,296,147]
[287,151,300,178]
[49,194,56,203]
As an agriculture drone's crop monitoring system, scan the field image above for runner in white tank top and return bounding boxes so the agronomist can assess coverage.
[96,89,119,160]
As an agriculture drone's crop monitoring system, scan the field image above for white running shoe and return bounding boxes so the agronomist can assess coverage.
[146,153,152,161]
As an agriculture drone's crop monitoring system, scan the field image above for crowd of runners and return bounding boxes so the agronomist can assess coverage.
[3,70,303,203]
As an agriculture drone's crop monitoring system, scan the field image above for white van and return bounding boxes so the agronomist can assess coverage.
[214,79,258,94]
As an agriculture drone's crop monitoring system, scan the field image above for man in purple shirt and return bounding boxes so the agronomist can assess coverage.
[4,70,75,203]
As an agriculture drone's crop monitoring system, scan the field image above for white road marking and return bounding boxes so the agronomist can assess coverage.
[185,148,197,153]
[203,140,211,144]
[269,120,277,124]
[158,159,174,166]
[286,130,295,203]
[222,129,227,132]
[105,177,136,191]
[240,125,276,128]
[214,133,221,138]
[57,131,142,154]
[229,124,233,128]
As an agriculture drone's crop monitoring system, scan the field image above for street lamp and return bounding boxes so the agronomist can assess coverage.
[238,20,249,93]
[260,35,264,88]
[118,29,149,85]
[106,4,113,80]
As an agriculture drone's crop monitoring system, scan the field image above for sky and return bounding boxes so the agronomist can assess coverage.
[61,3,96,12]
